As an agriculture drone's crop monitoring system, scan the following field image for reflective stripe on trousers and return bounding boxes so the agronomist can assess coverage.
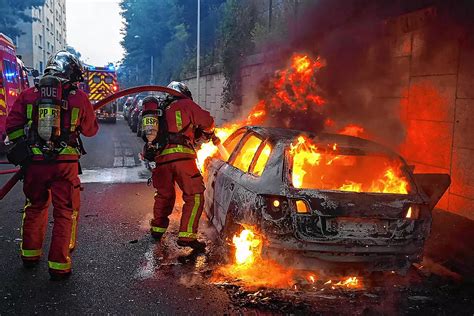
[178,194,201,240]
[20,199,43,258]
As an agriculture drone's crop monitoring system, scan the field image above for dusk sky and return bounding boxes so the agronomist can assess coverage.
[66,0,125,66]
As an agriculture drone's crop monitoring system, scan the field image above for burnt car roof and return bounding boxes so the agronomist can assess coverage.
[245,126,399,157]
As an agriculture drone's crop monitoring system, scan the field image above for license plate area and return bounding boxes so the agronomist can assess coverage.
[326,217,389,237]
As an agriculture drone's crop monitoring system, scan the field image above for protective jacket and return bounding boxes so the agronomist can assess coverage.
[5,85,98,275]
[6,85,98,161]
[155,98,214,164]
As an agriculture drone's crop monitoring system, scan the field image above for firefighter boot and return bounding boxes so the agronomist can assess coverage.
[150,229,164,241]
[22,258,40,269]
[177,239,206,253]
[49,270,72,281]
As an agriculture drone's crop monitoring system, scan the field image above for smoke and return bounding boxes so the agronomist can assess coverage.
[251,0,474,148]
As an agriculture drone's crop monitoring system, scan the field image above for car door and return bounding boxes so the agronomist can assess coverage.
[213,133,267,232]
[205,130,246,231]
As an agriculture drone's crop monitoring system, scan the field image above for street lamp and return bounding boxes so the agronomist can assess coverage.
[133,35,153,84]
[196,0,200,103]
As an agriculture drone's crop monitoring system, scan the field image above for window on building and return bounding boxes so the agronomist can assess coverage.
[46,18,50,30]
[38,35,43,47]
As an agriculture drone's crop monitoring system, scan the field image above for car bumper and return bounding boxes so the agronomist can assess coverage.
[262,235,424,272]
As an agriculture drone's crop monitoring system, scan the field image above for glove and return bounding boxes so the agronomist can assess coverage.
[142,143,158,162]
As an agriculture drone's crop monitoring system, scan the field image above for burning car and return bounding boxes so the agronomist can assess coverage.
[204,126,450,273]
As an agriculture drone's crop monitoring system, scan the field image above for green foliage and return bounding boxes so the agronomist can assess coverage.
[0,0,45,38]
[218,0,257,105]
[119,0,225,88]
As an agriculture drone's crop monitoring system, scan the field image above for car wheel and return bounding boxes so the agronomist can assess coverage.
[220,215,243,263]
[111,117,117,124]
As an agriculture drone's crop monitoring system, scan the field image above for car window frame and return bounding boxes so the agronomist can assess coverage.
[222,129,246,162]
[228,132,264,174]
[248,140,271,177]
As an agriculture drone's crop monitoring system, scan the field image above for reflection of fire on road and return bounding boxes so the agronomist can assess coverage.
[213,227,362,290]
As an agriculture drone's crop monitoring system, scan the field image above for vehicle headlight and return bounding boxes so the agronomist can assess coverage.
[294,199,309,214]
[406,205,420,219]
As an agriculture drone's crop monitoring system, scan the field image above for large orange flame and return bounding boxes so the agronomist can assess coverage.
[289,136,410,194]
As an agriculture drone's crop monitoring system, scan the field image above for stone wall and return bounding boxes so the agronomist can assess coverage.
[182,71,237,125]
[385,8,474,220]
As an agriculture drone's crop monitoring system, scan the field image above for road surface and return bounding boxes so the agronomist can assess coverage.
[0,117,473,315]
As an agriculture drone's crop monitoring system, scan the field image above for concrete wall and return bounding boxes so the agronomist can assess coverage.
[384,8,474,220]
[183,71,237,125]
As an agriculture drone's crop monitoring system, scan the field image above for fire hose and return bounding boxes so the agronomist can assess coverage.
[0,85,226,200]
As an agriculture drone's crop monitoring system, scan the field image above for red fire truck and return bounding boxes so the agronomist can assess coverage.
[0,33,30,149]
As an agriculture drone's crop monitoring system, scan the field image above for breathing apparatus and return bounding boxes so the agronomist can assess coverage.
[36,75,65,150]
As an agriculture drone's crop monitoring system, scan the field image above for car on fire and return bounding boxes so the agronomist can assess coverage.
[204,126,450,273]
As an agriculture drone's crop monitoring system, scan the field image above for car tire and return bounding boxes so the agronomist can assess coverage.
[111,118,117,124]
[220,215,243,263]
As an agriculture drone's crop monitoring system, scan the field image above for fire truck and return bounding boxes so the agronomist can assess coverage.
[81,64,119,123]
[0,33,30,150]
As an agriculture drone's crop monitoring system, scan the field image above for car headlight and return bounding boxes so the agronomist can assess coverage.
[406,205,420,219]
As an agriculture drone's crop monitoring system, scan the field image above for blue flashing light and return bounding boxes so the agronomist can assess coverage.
[88,66,96,70]
[108,64,115,71]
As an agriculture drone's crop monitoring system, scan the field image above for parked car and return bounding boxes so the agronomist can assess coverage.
[122,96,134,122]
[204,126,450,273]
[130,98,144,133]
[126,94,144,127]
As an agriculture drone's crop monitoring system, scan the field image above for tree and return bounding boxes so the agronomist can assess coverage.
[118,0,225,88]
[218,0,258,105]
[0,0,45,38]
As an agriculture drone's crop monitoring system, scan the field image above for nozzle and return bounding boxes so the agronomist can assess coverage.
[211,135,221,145]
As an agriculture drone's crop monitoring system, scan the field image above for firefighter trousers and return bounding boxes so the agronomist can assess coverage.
[151,158,205,241]
[21,162,80,274]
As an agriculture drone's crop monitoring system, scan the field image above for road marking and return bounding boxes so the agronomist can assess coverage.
[124,156,136,167]
[80,164,150,184]
[113,157,124,167]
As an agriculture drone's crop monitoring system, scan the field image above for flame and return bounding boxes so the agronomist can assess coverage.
[339,124,365,137]
[290,136,410,194]
[196,124,239,171]
[334,276,360,288]
[233,229,261,265]
[212,228,295,288]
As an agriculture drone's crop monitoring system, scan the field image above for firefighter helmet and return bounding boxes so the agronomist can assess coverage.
[167,81,193,100]
[44,51,84,83]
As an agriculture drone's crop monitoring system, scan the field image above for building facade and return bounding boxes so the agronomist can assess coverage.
[16,0,67,74]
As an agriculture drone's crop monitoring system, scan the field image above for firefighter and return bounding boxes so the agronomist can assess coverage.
[5,51,98,280]
[143,82,214,252]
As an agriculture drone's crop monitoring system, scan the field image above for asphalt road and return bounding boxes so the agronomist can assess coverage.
[0,117,473,315]
[0,117,233,315]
